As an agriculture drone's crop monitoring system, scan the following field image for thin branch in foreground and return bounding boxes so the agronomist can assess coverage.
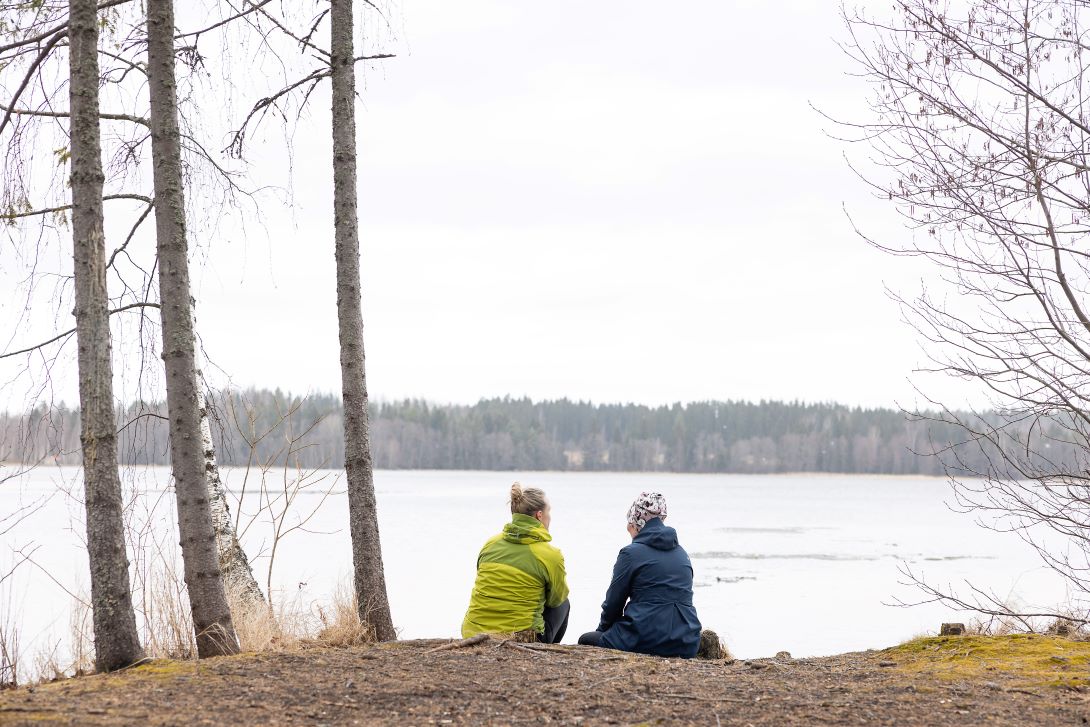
[0,302,161,360]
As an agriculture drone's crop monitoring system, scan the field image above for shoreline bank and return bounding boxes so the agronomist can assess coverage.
[1,635,1086,726]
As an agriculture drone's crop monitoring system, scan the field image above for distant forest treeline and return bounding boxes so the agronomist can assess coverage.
[1,388,1060,476]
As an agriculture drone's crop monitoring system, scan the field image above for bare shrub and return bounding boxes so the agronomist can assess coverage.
[839,0,1090,626]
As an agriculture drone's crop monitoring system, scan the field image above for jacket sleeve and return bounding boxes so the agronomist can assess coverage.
[597,547,634,631]
[541,545,570,608]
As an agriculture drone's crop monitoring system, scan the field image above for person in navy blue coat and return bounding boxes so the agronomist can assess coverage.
[578,492,702,658]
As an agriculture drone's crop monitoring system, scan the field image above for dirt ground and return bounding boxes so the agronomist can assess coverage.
[1,636,1088,726]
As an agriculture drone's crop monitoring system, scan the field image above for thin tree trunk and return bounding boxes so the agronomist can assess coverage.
[147,0,239,658]
[69,0,144,673]
[330,0,396,641]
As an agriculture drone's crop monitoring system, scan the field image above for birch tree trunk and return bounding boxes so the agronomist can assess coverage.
[199,392,265,611]
[147,0,239,657]
[68,0,144,673]
[330,0,396,640]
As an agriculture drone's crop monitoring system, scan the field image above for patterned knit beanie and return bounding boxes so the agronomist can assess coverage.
[626,491,667,531]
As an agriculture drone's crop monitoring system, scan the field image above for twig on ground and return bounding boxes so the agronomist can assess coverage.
[596,672,630,688]
[508,642,570,654]
[425,634,489,653]
[659,693,753,704]
[502,641,547,657]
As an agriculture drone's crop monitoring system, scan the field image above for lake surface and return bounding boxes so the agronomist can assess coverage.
[0,467,1071,671]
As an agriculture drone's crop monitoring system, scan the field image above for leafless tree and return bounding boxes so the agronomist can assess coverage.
[839,0,1090,622]
[3,0,397,658]
[67,0,144,671]
[329,0,395,640]
[221,0,396,639]
[147,0,238,657]
[1,0,271,657]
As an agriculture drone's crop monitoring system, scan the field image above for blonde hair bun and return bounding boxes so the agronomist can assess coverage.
[509,482,547,516]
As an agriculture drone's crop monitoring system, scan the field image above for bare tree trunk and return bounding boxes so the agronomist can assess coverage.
[199,391,265,611]
[330,0,396,641]
[68,0,144,674]
[147,0,239,658]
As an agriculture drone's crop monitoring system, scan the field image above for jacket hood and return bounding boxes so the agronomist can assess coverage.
[633,517,679,551]
[503,513,553,544]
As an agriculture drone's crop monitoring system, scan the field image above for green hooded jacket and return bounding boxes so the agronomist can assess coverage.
[461,513,569,637]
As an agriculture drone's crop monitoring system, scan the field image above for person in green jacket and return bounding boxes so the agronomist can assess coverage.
[461,483,570,642]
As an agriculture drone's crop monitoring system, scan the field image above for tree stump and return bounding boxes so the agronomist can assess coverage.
[940,623,966,636]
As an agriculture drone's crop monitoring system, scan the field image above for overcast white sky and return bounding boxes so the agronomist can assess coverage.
[4,0,974,410]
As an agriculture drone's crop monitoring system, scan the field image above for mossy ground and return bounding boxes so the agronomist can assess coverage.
[886,634,1090,688]
[129,659,201,679]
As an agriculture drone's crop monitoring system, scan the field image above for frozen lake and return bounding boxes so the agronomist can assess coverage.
[0,466,1071,673]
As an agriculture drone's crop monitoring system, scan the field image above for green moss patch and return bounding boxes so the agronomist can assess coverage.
[127,659,200,679]
[884,634,1090,688]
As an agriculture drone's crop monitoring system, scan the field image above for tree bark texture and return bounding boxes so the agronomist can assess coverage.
[199,392,265,611]
[68,0,145,673]
[331,0,396,641]
[147,0,239,658]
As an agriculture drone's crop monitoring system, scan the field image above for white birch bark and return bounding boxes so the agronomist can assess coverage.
[198,389,265,611]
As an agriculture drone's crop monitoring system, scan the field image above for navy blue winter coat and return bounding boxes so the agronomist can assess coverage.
[597,518,701,657]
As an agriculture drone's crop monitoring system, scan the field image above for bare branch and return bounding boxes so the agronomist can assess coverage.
[0,0,134,54]
[0,31,65,139]
[1,193,153,221]
[0,302,161,360]
[0,102,149,127]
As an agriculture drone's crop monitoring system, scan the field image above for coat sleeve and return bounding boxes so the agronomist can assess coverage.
[597,547,634,632]
[541,545,570,608]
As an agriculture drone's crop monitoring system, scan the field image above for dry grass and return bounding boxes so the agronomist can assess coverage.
[142,562,196,660]
[142,571,374,656]
[30,566,348,684]
[962,612,1090,640]
[68,595,95,677]
[964,615,1020,636]
[0,617,18,688]
[312,583,376,648]
[229,586,311,653]
[13,529,376,685]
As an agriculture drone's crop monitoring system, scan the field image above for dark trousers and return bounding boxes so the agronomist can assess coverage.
[578,630,605,647]
[540,599,570,644]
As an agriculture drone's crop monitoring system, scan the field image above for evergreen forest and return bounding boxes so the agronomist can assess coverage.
[1,390,1055,476]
